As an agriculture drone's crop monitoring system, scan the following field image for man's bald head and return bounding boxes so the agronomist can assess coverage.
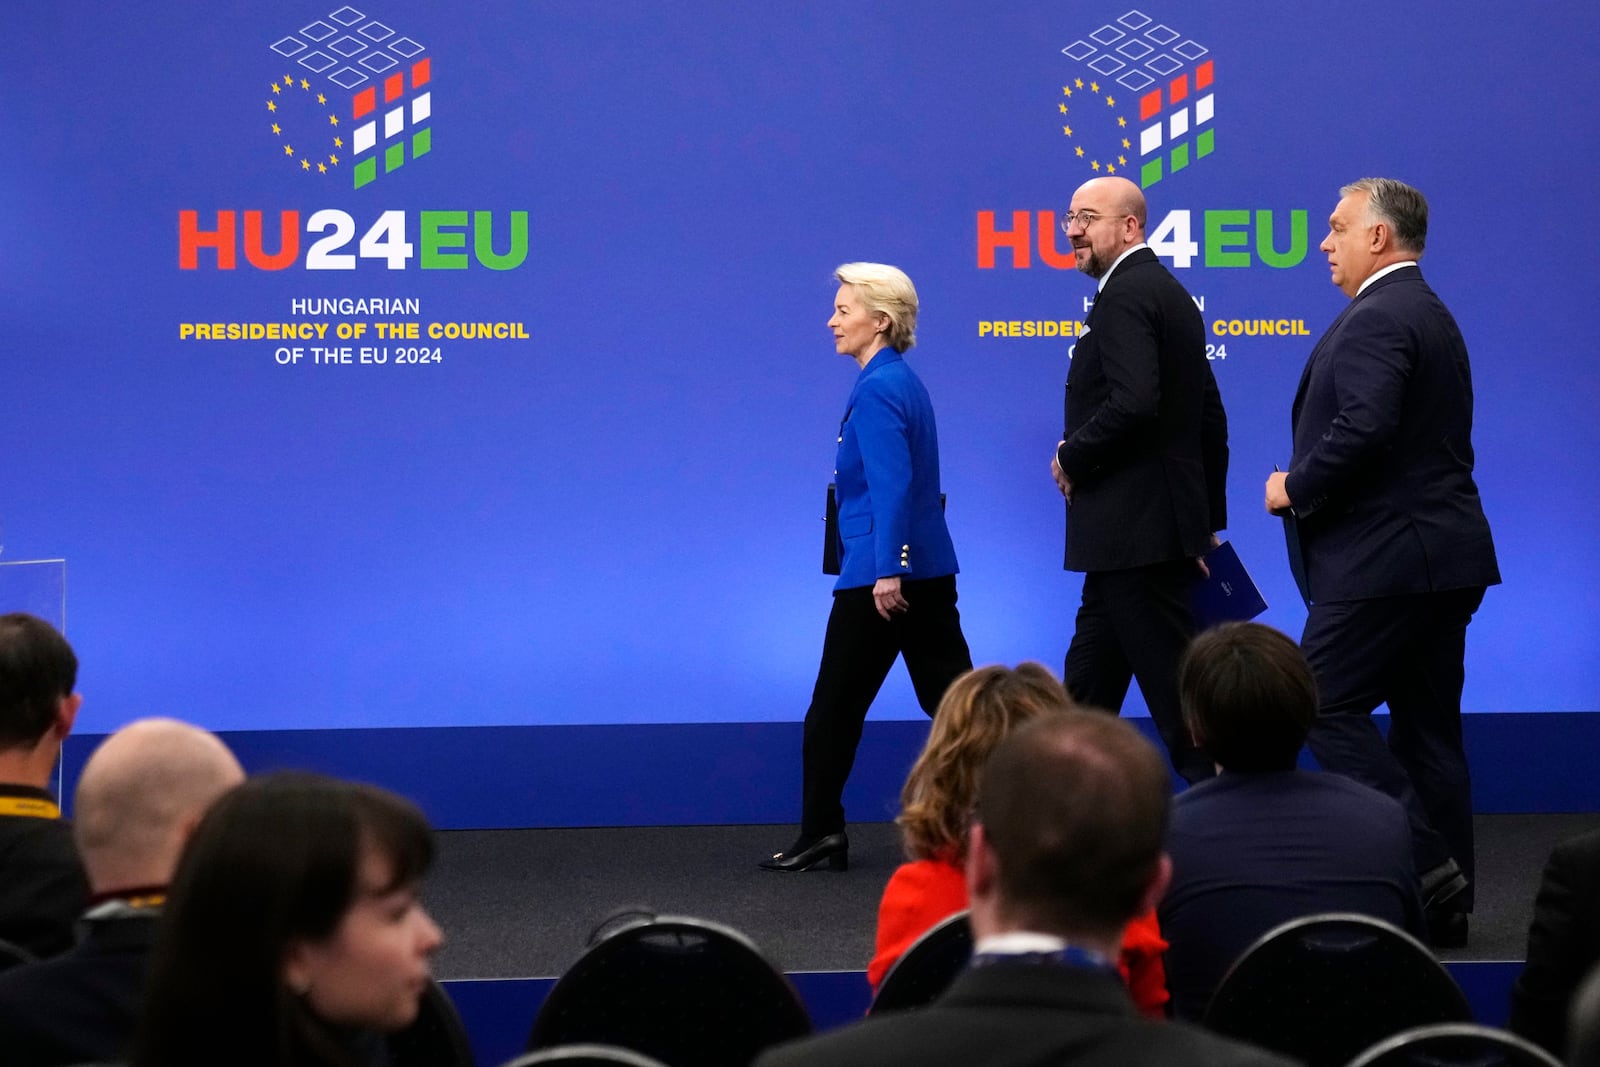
[1076,176,1147,228]
[1065,176,1149,278]
[73,718,244,894]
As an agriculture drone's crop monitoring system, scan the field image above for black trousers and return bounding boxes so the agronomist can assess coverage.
[800,575,973,838]
[1063,559,1213,783]
[1303,586,1486,906]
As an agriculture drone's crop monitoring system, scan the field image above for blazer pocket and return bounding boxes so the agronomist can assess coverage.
[840,514,874,539]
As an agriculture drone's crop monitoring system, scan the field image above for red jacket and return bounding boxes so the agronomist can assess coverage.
[868,856,1169,1018]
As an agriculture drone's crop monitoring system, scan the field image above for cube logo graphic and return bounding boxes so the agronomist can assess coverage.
[1054,9,1214,188]
[266,6,432,189]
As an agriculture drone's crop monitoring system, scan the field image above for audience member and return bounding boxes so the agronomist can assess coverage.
[132,772,444,1067]
[1159,622,1424,1020]
[0,717,244,1064]
[1509,826,1600,1058]
[1570,962,1600,1067]
[756,712,1294,1067]
[868,662,1168,1015]
[0,613,89,958]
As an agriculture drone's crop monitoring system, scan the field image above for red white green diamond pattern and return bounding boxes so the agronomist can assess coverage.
[1055,9,1215,189]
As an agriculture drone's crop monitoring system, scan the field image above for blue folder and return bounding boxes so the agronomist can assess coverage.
[1191,540,1268,627]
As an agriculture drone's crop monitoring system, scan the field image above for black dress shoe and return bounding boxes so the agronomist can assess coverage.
[1420,858,1469,911]
[759,832,849,872]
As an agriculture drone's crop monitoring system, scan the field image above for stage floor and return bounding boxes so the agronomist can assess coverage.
[426,812,1598,981]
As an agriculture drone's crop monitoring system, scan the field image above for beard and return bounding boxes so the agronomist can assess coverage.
[1073,244,1108,278]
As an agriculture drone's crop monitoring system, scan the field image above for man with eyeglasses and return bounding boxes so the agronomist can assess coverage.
[1264,177,1499,947]
[1050,176,1228,786]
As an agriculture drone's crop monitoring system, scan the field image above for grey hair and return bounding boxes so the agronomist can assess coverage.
[1341,177,1428,255]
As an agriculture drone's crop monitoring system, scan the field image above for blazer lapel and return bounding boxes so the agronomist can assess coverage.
[841,348,903,426]
[1293,298,1359,423]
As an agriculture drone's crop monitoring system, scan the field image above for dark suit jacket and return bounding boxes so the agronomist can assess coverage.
[755,961,1297,1067]
[1159,770,1425,1020]
[832,348,958,590]
[0,785,89,959]
[1057,247,1228,572]
[1285,266,1498,602]
[0,909,159,1065]
[1509,828,1600,1058]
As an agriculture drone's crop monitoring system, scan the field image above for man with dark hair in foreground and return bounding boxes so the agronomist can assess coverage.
[0,613,88,958]
[756,712,1292,1067]
[1159,622,1423,1019]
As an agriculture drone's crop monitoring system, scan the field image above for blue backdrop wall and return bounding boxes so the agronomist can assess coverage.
[6,2,1598,820]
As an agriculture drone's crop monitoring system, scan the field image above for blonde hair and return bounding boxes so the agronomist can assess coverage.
[834,262,918,352]
[896,663,1077,862]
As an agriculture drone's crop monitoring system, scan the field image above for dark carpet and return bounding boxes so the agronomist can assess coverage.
[425,813,1598,980]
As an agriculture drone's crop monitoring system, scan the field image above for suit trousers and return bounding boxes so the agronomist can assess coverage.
[1303,586,1486,905]
[801,575,972,838]
[1064,560,1213,783]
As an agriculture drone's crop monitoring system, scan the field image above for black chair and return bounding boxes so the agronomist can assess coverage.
[869,909,973,1014]
[501,1045,671,1067]
[388,978,476,1067]
[1203,912,1472,1067]
[1346,1023,1564,1066]
[1570,962,1600,1067]
[526,913,812,1067]
[0,937,35,973]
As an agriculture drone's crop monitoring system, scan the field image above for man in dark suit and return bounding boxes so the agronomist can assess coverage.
[1161,622,1424,1019]
[1509,828,1600,1058]
[0,717,243,1064]
[755,712,1293,1067]
[1051,176,1229,784]
[1265,177,1499,946]
[0,613,88,959]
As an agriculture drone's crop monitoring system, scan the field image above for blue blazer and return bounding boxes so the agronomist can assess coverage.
[831,348,959,591]
[1286,266,1499,602]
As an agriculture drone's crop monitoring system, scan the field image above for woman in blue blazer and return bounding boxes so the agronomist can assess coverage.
[761,263,973,873]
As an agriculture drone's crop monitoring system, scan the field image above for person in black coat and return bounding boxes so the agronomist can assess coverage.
[0,718,243,1065]
[1266,178,1499,945]
[1052,176,1228,785]
[755,712,1292,1067]
[1509,828,1600,1057]
[0,613,88,960]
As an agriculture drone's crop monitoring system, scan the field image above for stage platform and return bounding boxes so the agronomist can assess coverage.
[428,813,1597,1067]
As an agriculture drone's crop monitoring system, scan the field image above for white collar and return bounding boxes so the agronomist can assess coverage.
[973,931,1068,955]
[1098,243,1149,292]
[1356,260,1418,295]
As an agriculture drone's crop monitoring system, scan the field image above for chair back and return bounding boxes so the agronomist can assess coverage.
[1573,962,1600,1067]
[526,914,811,1067]
[389,978,476,1067]
[1203,912,1472,1067]
[869,909,973,1014]
[0,936,35,972]
[501,1045,671,1067]
[1347,1022,1564,1066]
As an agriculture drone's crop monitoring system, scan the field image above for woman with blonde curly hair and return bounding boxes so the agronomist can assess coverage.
[867,662,1169,1016]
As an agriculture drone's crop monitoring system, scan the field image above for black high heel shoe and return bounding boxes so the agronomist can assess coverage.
[758,831,849,872]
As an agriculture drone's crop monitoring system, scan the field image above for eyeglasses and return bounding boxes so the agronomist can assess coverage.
[1059,211,1125,233]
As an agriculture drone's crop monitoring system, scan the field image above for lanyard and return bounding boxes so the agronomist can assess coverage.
[969,945,1120,978]
[0,795,60,819]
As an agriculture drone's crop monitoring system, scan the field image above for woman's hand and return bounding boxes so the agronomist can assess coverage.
[873,576,909,620]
